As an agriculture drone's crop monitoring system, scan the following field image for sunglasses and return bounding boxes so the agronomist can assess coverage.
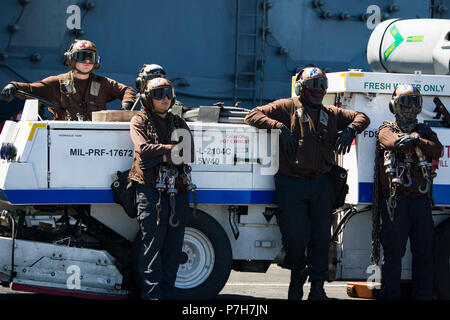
[147,86,175,100]
[73,50,98,64]
[303,77,328,90]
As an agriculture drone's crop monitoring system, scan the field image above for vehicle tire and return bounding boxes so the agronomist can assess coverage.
[434,220,450,299]
[173,209,232,299]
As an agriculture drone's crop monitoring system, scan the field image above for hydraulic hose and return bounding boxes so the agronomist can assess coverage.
[16,90,63,111]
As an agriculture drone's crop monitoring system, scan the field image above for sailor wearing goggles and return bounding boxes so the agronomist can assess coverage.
[245,66,370,300]
[1,39,136,120]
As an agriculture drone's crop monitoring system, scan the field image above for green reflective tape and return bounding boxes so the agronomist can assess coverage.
[384,25,404,61]
[406,36,424,42]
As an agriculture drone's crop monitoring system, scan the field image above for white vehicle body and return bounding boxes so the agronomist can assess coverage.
[0,101,283,299]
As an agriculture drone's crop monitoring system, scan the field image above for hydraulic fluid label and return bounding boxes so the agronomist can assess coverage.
[190,128,279,175]
[193,131,250,166]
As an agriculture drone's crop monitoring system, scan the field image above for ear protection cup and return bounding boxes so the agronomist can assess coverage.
[141,92,150,109]
[389,88,398,114]
[294,80,302,96]
[294,69,305,96]
[62,51,71,67]
[135,77,143,93]
[389,100,395,114]
[63,41,76,68]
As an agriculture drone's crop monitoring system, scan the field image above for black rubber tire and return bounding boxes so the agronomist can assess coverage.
[173,209,232,300]
[434,220,450,299]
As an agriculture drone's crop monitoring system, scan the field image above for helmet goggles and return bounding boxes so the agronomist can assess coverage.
[395,94,422,109]
[147,86,175,100]
[141,64,166,81]
[145,70,166,81]
[303,76,328,90]
[73,50,98,64]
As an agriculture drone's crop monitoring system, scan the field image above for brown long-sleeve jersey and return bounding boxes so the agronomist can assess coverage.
[377,122,443,196]
[244,97,370,178]
[10,71,136,120]
[129,111,195,187]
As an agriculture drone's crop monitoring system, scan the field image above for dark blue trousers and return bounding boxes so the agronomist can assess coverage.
[275,173,334,281]
[135,184,190,300]
[380,195,434,300]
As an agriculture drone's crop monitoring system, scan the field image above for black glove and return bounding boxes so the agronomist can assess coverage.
[336,125,356,155]
[121,101,133,110]
[394,133,419,152]
[139,155,164,171]
[415,123,433,139]
[1,84,17,102]
[280,125,297,155]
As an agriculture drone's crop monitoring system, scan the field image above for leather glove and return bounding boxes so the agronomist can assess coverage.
[415,123,433,139]
[280,125,297,155]
[1,84,17,102]
[121,101,133,110]
[336,125,356,155]
[139,155,164,171]
[394,133,419,152]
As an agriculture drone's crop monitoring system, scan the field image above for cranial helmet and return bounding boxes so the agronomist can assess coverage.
[63,39,101,71]
[135,64,167,93]
[141,77,176,110]
[389,84,422,122]
[294,67,328,96]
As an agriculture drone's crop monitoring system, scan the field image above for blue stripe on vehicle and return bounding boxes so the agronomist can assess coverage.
[358,182,450,205]
[2,189,276,205]
[5,184,448,206]
[193,189,275,204]
[3,189,115,205]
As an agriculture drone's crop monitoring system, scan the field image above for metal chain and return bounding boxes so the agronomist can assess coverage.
[155,191,162,226]
[167,168,179,227]
[169,193,179,227]
[371,121,400,265]
[371,128,382,265]
[155,166,168,226]
[183,165,199,219]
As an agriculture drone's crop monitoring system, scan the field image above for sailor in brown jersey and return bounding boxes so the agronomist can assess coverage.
[129,77,194,300]
[1,39,135,120]
[374,84,443,300]
[245,67,370,300]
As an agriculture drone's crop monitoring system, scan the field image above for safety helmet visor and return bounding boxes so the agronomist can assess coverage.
[145,70,166,81]
[73,50,97,64]
[396,94,422,109]
[303,76,328,90]
[147,86,175,100]
[141,64,166,80]
[395,94,422,121]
